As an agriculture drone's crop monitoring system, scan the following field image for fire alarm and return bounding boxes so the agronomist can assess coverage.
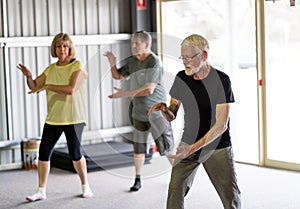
[137,0,147,10]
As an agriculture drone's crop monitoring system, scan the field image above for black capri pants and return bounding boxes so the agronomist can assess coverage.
[39,123,85,161]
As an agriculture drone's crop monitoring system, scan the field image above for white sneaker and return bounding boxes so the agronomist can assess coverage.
[26,193,46,202]
[82,186,93,198]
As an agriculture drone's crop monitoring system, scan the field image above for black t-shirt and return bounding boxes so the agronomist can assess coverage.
[169,67,235,150]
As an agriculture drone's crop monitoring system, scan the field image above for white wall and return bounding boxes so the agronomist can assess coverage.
[0,0,134,167]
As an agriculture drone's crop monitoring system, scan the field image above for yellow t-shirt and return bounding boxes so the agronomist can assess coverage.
[43,60,87,125]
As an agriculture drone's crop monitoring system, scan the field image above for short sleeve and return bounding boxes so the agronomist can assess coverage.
[217,72,235,104]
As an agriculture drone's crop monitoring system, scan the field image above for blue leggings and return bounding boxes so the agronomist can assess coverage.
[39,123,84,161]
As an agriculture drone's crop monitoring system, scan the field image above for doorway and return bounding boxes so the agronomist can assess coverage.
[264,0,300,171]
[158,0,259,164]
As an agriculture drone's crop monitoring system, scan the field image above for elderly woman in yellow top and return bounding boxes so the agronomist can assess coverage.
[18,33,93,201]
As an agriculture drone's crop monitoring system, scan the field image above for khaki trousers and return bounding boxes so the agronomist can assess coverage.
[167,146,241,209]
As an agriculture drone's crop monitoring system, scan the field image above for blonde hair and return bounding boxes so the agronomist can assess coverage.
[181,34,209,52]
[50,33,76,58]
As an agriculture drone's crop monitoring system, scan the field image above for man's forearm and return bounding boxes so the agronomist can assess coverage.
[190,122,228,154]
[111,66,123,80]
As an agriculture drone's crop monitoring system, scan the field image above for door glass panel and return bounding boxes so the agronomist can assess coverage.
[265,0,300,164]
[160,0,259,164]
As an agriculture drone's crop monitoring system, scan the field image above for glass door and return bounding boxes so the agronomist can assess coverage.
[265,0,300,170]
[158,0,259,164]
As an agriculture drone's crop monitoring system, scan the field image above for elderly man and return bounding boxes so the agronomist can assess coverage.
[104,31,174,192]
[149,34,241,209]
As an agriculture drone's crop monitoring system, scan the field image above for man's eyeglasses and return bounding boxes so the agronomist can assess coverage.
[178,52,201,62]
